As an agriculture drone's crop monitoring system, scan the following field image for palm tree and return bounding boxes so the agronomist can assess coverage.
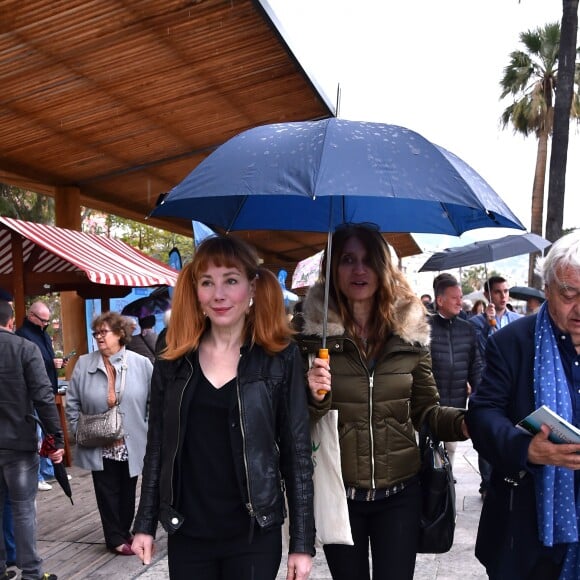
[546,1,580,244]
[500,22,580,287]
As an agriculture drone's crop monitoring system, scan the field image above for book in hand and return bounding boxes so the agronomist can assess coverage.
[517,405,580,445]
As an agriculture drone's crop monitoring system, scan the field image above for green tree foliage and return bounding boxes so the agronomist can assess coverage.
[0,183,193,265]
[461,266,502,295]
[84,213,193,264]
[461,266,487,295]
[500,22,580,286]
[0,183,55,223]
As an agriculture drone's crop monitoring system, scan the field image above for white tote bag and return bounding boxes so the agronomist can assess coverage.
[311,410,354,545]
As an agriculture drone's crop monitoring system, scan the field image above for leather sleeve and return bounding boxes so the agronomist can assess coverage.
[132,362,165,537]
[278,343,316,556]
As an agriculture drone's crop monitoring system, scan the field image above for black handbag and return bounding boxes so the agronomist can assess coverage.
[417,426,456,553]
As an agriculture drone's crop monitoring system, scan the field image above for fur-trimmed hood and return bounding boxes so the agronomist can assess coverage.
[301,283,431,347]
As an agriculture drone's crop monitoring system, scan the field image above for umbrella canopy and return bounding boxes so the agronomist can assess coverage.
[121,286,172,319]
[152,118,525,236]
[418,233,551,272]
[151,118,526,347]
[509,286,546,303]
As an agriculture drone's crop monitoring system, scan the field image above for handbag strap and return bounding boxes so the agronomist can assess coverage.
[418,423,442,454]
[115,353,127,405]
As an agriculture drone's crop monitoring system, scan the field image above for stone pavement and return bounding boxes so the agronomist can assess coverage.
[135,439,486,579]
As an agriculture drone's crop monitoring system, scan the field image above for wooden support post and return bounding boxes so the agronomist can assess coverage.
[11,232,26,324]
[54,186,88,370]
[54,187,86,465]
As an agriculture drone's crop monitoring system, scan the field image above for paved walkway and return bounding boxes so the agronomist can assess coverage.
[29,439,485,579]
[135,439,486,579]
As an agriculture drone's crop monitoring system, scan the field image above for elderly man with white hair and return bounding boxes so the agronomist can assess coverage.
[467,231,580,580]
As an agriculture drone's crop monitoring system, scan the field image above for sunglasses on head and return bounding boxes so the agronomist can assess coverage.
[334,222,380,232]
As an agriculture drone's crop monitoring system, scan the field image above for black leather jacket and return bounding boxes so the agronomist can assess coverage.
[133,340,315,555]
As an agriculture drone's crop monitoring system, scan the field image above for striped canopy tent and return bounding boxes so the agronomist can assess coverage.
[0,217,179,314]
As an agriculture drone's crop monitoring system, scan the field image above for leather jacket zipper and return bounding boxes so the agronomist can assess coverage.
[169,356,194,505]
[236,355,255,518]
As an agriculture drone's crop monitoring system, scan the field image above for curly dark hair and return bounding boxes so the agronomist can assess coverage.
[92,311,134,346]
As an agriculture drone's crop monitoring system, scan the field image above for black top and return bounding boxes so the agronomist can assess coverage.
[178,372,249,538]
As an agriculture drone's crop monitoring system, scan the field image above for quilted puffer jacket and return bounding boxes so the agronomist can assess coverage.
[297,284,466,490]
[132,340,315,555]
[428,313,484,408]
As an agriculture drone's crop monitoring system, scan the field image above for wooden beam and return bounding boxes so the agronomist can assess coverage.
[55,187,88,368]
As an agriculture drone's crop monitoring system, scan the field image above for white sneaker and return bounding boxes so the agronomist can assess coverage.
[38,480,52,491]
[67,474,72,480]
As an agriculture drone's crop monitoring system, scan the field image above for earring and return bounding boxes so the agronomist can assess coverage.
[249,298,254,308]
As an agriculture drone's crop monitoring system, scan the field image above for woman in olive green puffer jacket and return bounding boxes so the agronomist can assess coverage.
[296,224,467,580]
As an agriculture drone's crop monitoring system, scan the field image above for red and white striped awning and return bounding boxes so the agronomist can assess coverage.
[0,217,179,296]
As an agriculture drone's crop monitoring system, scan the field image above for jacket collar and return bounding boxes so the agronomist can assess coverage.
[87,347,127,373]
[301,283,431,347]
[21,317,47,335]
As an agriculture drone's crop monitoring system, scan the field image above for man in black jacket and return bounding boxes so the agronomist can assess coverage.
[0,300,64,580]
[428,276,484,466]
[15,301,60,491]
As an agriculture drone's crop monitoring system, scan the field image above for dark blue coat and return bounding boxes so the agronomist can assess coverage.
[16,318,58,393]
[428,314,483,408]
[466,314,566,578]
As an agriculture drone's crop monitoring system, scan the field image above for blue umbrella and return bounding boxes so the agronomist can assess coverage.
[152,118,524,236]
[151,118,525,345]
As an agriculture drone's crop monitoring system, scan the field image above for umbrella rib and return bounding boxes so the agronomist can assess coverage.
[225,196,249,233]
[311,119,333,200]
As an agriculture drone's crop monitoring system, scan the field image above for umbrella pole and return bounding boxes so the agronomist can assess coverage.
[315,231,333,396]
[321,231,333,351]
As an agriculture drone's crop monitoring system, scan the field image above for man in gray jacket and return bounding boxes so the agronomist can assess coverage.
[0,300,64,580]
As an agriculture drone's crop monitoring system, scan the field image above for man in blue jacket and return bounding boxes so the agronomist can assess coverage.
[0,300,64,580]
[469,275,522,356]
[467,231,580,580]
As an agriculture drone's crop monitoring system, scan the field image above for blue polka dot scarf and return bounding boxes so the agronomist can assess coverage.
[533,302,580,578]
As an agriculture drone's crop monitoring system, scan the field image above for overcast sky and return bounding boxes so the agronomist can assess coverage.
[265,0,579,253]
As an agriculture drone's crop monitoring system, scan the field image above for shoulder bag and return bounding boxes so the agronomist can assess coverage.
[310,409,353,545]
[76,356,126,448]
[417,425,456,553]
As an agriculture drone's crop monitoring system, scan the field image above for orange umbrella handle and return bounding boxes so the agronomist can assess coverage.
[316,348,330,396]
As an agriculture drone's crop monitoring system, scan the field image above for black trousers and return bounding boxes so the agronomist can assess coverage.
[323,479,422,580]
[478,455,492,492]
[91,458,137,549]
[167,527,282,580]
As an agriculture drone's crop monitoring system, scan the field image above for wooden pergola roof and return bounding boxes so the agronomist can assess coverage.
[0,0,333,240]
